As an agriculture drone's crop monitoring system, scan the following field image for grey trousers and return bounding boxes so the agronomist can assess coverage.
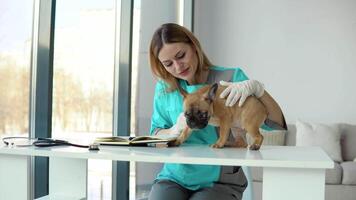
[148,179,245,200]
[148,166,248,200]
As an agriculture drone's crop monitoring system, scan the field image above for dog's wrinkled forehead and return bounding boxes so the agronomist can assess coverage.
[185,97,209,110]
[184,103,210,118]
[185,106,209,121]
[186,105,206,114]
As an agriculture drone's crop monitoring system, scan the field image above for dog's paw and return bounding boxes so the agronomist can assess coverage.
[211,143,224,148]
[249,144,261,151]
[169,139,183,147]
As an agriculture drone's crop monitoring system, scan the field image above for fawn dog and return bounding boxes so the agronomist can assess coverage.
[173,83,267,150]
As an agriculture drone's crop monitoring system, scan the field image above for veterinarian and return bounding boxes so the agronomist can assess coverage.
[148,23,287,200]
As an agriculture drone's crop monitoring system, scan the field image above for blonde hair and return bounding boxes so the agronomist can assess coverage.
[149,23,212,92]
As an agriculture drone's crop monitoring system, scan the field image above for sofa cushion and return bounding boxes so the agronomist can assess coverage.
[285,124,296,146]
[325,162,342,184]
[339,124,356,161]
[295,120,343,162]
[246,129,286,146]
[341,161,356,185]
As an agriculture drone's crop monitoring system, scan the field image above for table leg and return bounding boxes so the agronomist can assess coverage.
[263,167,325,200]
[0,154,30,200]
[49,157,87,199]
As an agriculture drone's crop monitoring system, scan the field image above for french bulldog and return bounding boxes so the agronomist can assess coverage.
[173,83,268,150]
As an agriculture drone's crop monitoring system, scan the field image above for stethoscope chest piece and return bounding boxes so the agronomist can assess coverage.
[88,143,100,151]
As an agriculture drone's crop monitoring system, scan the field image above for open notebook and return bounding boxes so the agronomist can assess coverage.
[94,134,177,147]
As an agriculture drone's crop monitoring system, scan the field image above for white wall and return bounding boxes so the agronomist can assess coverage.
[194,0,356,124]
[135,0,356,186]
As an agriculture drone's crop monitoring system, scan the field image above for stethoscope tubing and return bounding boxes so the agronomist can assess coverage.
[2,137,89,148]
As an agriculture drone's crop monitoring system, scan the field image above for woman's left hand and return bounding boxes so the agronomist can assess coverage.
[219,80,265,107]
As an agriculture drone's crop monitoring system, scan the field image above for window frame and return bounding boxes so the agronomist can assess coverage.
[29,0,133,199]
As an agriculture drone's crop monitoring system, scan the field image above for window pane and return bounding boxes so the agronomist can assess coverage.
[0,0,33,137]
[53,1,115,199]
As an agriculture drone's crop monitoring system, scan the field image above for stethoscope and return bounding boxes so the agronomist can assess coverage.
[2,137,99,151]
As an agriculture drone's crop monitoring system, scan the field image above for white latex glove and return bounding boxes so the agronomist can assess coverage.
[169,112,187,136]
[219,80,265,107]
[155,113,187,137]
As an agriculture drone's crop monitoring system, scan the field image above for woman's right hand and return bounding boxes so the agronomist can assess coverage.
[169,112,187,136]
[219,80,265,107]
[156,112,187,136]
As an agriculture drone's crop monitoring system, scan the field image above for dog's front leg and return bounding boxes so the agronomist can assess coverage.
[171,127,192,146]
[211,124,230,148]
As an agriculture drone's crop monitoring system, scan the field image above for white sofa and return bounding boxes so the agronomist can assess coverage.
[251,123,356,200]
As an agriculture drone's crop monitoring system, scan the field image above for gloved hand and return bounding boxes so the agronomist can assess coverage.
[170,112,187,136]
[156,112,187,137]
[219,80,265,107]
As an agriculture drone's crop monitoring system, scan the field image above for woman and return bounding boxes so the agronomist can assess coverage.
[148,23,286,200]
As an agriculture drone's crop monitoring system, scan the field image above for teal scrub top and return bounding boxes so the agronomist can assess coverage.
[150,66,252,190]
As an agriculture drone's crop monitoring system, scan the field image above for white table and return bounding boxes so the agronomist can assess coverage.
[0,144,334,200]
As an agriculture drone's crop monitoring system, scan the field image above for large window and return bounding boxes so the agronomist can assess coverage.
[52,1,116,199]
[0,0,33,138]
[1,0,190,199]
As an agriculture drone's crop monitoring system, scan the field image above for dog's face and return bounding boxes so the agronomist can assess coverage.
[181,83,218,129]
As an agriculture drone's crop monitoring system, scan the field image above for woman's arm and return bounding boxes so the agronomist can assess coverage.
[150,81,188,136]
[219,78,287,130]
[258,91,287,129]
[154,113,187,135]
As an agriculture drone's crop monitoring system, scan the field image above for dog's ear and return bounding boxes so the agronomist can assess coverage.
[206,83,218,103]
[177,85,188,99]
